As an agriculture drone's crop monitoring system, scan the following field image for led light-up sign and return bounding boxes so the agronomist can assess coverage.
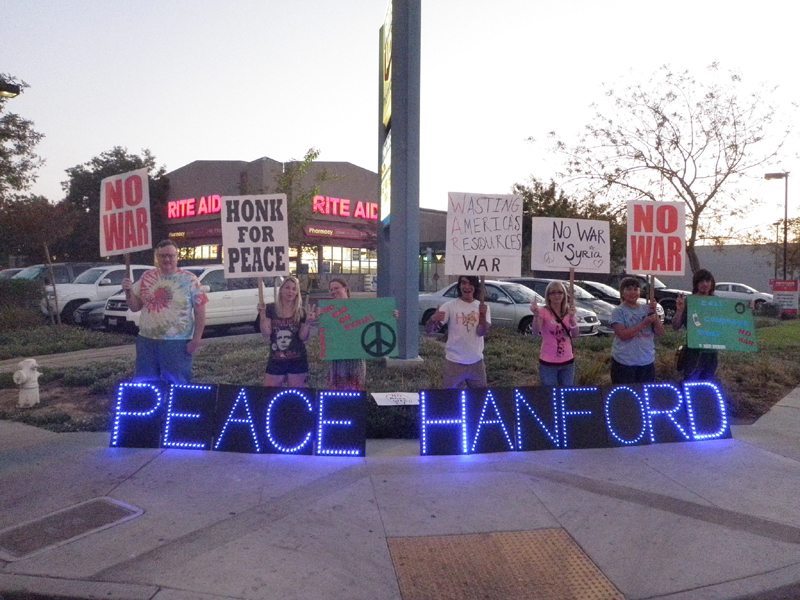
[167,195,222,219]
[420,382,730,456]
[312,195,379,221]
[110,382,366,457]
[111,381,731,458]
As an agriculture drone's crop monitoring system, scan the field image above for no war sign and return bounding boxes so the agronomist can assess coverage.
[626,201,685,275]
[221,194,290,278]
[99,168,152,257]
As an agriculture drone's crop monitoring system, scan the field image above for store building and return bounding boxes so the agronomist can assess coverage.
[163,156,448,291]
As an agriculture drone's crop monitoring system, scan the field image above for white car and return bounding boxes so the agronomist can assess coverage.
[44,264,152,324]
[418,279,599,336]
[714,282,773,307]
[104,264,276,333]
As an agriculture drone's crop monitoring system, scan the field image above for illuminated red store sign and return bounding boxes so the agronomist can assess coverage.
[312,195,378,221]
[167,195,222,219]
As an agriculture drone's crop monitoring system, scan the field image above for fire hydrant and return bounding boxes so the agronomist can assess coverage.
[13,358,41,408]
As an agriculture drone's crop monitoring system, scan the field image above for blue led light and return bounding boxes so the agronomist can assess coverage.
[604,386,647,445]
[315,391,362,456]
[643,383,690,442]
[559,387,597,448]
[470,390,514,453]
[213,388,261,452]
[162,384,212,450]
[683,381,729,440]
[110,382,163,447]
[513,388,559,449]
[265,389,313,453]
[419,390,468,455]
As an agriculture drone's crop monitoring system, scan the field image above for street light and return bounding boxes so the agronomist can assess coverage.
[0,81,21,99]
[773,220,782,279]
[765,171,790,279]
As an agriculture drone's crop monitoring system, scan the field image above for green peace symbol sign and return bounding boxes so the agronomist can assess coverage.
[360,320,397,357]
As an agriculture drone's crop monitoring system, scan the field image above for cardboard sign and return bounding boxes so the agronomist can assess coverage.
[221,194,289,278]
[686,296,758,352]
[99,168,152,257]
[626,201,685,275]
[318,297,398,361]
[531,217,610,273]
[445,192,522,276]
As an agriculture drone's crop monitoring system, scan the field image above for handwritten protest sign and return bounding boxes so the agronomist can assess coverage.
[99,168,151,257]
[318,297,398,360]
[626,201,685,275]
[445,192,522,276]
[221,194,289,278]
[531,217,610,273]
[686,296,758,352]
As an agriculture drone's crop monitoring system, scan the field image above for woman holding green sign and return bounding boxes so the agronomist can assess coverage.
[672,268,718,381]
[327,277,367,390]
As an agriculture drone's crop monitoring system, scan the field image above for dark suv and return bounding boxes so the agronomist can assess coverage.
[607,273,690,323]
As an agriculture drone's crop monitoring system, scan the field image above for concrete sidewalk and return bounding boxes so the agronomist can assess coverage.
[0,385,798,599]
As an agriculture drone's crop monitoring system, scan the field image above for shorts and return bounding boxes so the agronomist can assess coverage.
[266,356,309,376]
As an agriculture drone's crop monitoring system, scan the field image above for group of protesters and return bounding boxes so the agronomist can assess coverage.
[122,239,716,391]
[425,270,719,389]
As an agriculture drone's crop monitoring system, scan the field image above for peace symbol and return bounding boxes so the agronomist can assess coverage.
[361,321,397,357]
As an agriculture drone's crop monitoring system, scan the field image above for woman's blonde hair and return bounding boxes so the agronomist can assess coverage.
[276,276,304,324]
[544,280,569,316]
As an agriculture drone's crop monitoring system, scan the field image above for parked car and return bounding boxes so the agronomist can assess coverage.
[0,268,23,280]
[42,264,152,324]
[72,300,107,330]
[714,282,773,308]
[506,277,617,334]
[418,279,599,336]
[104,265,275,333]
[577,279,665,322]
[12,262,100,285]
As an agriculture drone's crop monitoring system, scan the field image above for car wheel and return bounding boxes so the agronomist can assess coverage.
[659,299,676,324]
[421,308,436,326]
[519,315,533,335]
[754,299,766,312]
[61,300,86,325]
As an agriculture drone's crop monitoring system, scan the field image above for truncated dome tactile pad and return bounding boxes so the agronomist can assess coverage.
[0,497,142,561]
[388,528,623,600]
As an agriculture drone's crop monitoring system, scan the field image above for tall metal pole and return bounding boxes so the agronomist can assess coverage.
[783,174,789,280]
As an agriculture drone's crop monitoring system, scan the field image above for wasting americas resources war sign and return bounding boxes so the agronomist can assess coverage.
[221,194,290,278]
[99,168,152,257]
[445,192,522,276]
[531,217,610,273]
[626,201,685,275]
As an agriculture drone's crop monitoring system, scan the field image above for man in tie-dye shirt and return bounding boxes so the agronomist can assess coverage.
[122,239,207,384]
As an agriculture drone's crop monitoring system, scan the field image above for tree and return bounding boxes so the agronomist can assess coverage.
[513,177,626,274]
[54,147,169,261]
[0,195,76,262]
[0,74,45,205]
[259,147,332,274]
[549,63,793,274]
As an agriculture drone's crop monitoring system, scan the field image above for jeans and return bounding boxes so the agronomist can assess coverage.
[135,336,193,384]
[539,362,576,387]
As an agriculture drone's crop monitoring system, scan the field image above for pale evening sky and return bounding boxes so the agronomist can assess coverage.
[2,0,798,239]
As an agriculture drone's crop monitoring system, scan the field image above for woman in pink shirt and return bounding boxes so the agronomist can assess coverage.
[529,280,579,386]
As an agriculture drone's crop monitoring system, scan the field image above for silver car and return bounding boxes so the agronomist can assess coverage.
[418,279,599,336]
[714,282,773,308]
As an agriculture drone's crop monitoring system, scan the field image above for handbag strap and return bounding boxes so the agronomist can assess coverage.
[547,307,573,343]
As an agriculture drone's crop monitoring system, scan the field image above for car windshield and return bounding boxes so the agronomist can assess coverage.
[72,268,107,284]
[651,276,666,289]
[586,281,619,297]
[570,284,594,300]
[11,265,45,280]
[499,282,537,303]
